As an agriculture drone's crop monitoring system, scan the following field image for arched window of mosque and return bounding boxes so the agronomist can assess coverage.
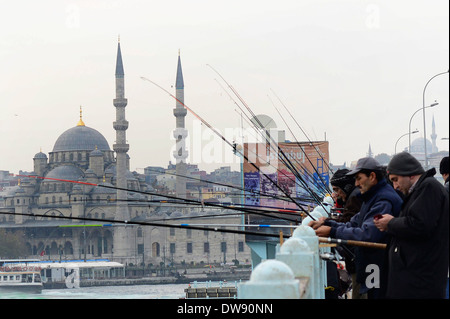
[78,153,82,161]
[62,153,65,162]
[137,227,143,237]
[69,153,74,161]
[52,196,55,203]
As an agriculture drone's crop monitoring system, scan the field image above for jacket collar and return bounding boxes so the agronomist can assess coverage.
[411,168,436,191]
[359,178,388,201]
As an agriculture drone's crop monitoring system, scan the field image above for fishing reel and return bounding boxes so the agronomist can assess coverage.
[320,250,345,262]
[320,252,337,261]
[329,207,343,219]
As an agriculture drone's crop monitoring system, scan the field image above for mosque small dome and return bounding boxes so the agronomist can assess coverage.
[45,165,84,182]
[90,148,103,157]
[34,152,47,159]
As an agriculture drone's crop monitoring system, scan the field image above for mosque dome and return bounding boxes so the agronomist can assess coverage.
[52,125,110,152]
[45,165,84,181]
[410,137,433,154]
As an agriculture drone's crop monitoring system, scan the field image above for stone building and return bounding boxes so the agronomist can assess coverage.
[0,41,251,267]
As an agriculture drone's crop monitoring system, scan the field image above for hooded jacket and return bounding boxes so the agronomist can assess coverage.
[385,168,449,299]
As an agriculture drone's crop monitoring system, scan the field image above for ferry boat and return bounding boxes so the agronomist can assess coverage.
[0,267,43,294]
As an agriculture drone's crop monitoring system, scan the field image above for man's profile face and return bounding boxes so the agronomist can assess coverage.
[332,186,347,201]
[389,174,413,195]
[354,172,376,194]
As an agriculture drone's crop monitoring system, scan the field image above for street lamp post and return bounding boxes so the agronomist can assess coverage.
[422,71,449,169]
[396,130,419,154]
[409,102,438,153]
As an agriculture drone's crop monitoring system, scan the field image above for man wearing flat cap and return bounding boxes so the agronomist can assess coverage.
[374,152,449,299]
[310,157,403,298]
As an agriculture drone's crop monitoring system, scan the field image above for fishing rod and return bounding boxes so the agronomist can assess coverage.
[141,74,321,212]
[269,89,334,175]
[0,210,386,250]
[169,223,298,229]
[318,237,386,249]
[0,211,289,239]
[143,167,319,207]
[207,65,330,213]
[140,76,317,221]
[207,65,330,199]
[267,93,332,196]
[14,172,312,221]
[12,173,301,223]
[213,88,329,211]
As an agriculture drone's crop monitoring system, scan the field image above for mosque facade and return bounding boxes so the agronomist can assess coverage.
[1,41,250,267]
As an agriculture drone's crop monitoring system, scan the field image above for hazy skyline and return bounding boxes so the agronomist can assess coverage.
[1,0,448,175]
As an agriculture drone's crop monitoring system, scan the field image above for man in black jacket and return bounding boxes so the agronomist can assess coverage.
[375,152,449,299]
[440,156,449,192]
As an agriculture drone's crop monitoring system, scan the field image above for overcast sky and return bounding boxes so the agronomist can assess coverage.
[1,0,448,175]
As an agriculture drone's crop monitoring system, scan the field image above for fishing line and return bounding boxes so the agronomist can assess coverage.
[207,65,329,213]
[267,93,331,196]
[207,65,327,194]
[143,167,317,206]
[14,171,312,217]
[270,88,334,175]
[140,76,317,220]
[12,173,301,223]
[0,211,290,239]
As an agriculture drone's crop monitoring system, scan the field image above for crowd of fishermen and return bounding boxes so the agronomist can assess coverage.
[309,153,449,299]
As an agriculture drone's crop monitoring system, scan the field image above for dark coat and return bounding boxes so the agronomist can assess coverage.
[386,168,449,299]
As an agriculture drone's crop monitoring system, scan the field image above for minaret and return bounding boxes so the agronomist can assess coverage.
[112,38,131,260]
[367,143,373,158]
[173,51,188,200]
[431,115,438,153]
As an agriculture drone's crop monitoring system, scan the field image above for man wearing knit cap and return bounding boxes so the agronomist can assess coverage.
[310,157,403,299]
[374,151,449,299]
[330,168,362,222]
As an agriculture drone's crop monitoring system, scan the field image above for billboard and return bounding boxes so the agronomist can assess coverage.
[243,141,329,211]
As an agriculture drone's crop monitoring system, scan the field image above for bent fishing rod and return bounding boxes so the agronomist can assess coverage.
[205,73,330,208]
[210,91,328,209]
[0,210,386,249]
[140,76,317,221]
[0,211,289,240]
[207,64,330,198]
[270,88,334,176]
[140,75,322,210]
[207,65,330,211]
[143,167,319,207]
[267,93,331,195]
[12,172,310,222]
[12,173,301,224]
